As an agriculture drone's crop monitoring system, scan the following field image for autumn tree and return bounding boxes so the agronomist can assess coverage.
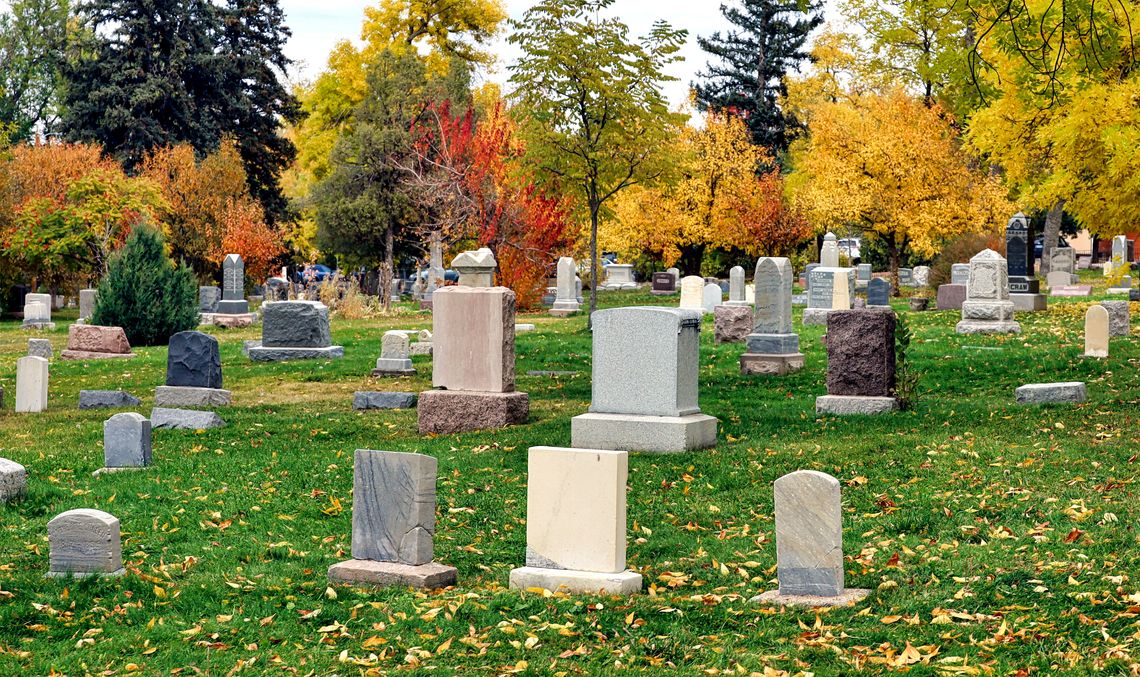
[508,0,685,319]
[694,0,823,156]
[788,89,1010,285]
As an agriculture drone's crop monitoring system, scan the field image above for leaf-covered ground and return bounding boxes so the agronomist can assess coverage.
[0,277,1138,676]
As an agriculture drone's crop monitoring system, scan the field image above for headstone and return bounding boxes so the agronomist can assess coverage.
[451,247,497,287]
[217,254,250,314]
[424,231,446,298]
[702,283,721,314]
[741,257,803,376]
[815,309,897,415]
[79,390,140,409]
[1006,213,1046,310]
[1084,305,1109,358]
[328,450,456,588]
[166,331,222,388]
[551,257,581,315]
[950,263,970,285]
[678,276,705,311]
[856,264,872,282]
[1111,235,1129,267]
[913,266,930,287]
[0,458,27,503]
[1050,285,1092,297]
[956,249,1020,334]
[714,305,752,343]
[820,232,839,268]
[666,267,680,281]
[745,283,755,304]
[15,355,48,413]
[508,446,641,595]
[248,301,344,361]
[751,471,868,606]
[47,509,125,577]
[1109,274,1134,294]
[936,283,967,310]
[418,287,529,434]
[22,297,54,330]
[1102,300,1130,336]
[373,330,416,375]
[1015,382,1086,404]
[600,263,637,290]
[802,263,820,290]
[727,266,747,304]
[1047,247,1077,287]
[78,289,97,321]
[651,272,677,295]
[103,412,152,468]
[353,392,417,410]
[27,338,52,360]
[571,307,716,452]
[866,278,891,307]
[59,325,135,360]
[803,267,855,325]
[151,407,227,430]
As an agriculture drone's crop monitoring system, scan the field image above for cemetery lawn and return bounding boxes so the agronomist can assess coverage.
[1,285,1139,675]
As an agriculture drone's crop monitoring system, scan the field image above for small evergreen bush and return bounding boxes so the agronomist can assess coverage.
[91,225,199,346]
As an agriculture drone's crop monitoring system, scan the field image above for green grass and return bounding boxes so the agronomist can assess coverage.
[1,275,1138,675]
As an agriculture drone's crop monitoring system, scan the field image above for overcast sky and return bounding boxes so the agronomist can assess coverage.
[278,0,840,109]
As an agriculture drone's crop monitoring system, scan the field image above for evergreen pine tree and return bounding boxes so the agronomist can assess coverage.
[694,0,823,157]
[92,225,199,346]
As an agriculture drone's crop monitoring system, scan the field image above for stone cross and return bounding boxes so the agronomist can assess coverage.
[728,266,746,303]
[16,355,48,413]
[820,232,839,267]
[702,283,722,314]
[678,275,705,310]
[104,412,152,468]
[47,509,124,577]
[351,450,436,565]
[1084,305,1109,358]
[774,470,844,597]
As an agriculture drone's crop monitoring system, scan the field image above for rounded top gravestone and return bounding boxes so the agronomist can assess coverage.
[166,331,222,389]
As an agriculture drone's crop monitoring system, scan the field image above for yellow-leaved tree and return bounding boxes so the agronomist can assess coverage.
[601,110,806,273]
[787,88,1010,283]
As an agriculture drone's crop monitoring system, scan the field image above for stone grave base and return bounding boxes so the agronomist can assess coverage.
[92,466,147,477]
[151,407,227,430]
[409,342,433,356]
[155,386,232,407]
[1050,285,1092,297]
[216,300,250,315]
[328,559,457,589]
[22,322,55,331]
[509,566,642,596]
[751,588,870,607]
[1107,287,1133,296]
[46,568,126,579]
[417,390,529,434]
[353,392,417,410]
[550,301,580,316]
[955,320,1021,334]
[79,390,141,409]
[740,353,804,376]
[1046,272,1078,288]
[1015,382,1086,405]
[601,283,638,291]
[371,357,416,376]
[60,350,135,360]
[205,312,258,328]
[815,395,898,416]
[570,412,717,453]
[247,345,345,362]
[936,284,966,310]
[516,324,536,332]
[801,308,836,325]
[649,289,677,296]
[1011,293,1047,311]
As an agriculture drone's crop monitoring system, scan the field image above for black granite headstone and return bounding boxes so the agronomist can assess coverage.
[166,331,223,389]
[867,278,891,306]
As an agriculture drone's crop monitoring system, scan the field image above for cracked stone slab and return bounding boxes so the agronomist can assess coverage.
[351,450,437,565]
[79,390,141,410]
[151,407,227,430]
[47,508,125,578]
[1015,382,1086,405]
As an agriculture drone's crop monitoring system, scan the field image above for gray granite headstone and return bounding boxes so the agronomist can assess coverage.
[151,407,226,430]
[262,301,332,347]
[590,307,701,417]
[351,449,437,565]
[808,270,836,309]
[728,266,746,302]
[47,509,124,577]
[0,457,26,503]
[951,263,970,285]
[28,338,52,360]
[753,258,793,335]
[856,264,871,282]
[217,255,249,314]
[79,390,141,409]
[79,289,97,321]
[774,470,843,597]
[104,412,152,468]
[199,286,220,313]
[353,392,417,410]
[897,268,913,286]
[866,278,891,306]
[166,331,222,388]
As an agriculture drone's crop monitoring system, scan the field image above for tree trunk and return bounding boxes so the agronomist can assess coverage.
[382,226,394,312]
[678,243,706,277]
[1040,199,1064,275]
[887,237,900,296]
[588,199,599,330]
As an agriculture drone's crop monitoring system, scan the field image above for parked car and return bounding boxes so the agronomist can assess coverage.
[1033,235,1069,259]
[297,264,335,283]
[837,237,862,262]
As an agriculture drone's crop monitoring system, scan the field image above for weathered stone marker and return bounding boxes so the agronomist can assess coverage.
[1084,305,1109,358]
[866,278,891,307]
[451,247,497,287]
[741,257,803,376]
[551,256,581,316]
[727,266,747,305]
[0,458,27,503]
[956,249,1020,334]
[27,338,52,360]
[103,412,152,469]
[16,355,48,413]
[752,471,868,606]
[217,253,250,315]
[714,305,752,343]
[248,301,344,361]
[1015,382,1087,404]
[1102,300,1130,336]
[571,307,717,452]
[803,267,855,325]
[157,331,232,407]
[509,446,641,595]
[47,509,125,578]
[328,450,457,589]
[372,330,416,376]
[702,283,721,314]
[59,325,135,360]
[601,263,638,290]
[78,289,97,322]
[816,309,898,415]
[678,275,705,311]
[820,232,839,268]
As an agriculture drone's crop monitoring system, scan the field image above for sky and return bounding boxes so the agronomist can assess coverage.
[277,0,834,109]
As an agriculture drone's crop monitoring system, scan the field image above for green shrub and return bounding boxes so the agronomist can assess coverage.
[91,225,199,346]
